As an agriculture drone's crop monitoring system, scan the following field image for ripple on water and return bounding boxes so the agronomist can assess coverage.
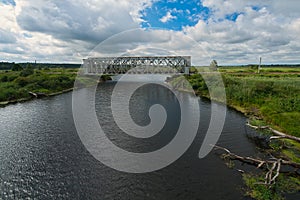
[0,81,276,199]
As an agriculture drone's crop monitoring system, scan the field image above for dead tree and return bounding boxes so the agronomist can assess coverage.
[246,122,300,143]
[212,145,300,186]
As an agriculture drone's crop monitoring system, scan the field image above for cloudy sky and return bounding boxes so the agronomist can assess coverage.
[1,0,300,65]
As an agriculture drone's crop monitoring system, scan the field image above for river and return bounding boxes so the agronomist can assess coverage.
[0,77,276,199]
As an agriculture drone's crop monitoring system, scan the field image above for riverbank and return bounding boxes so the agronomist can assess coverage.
[188,70,299,138]
[0,68,78,107]
[0,68,114,108]
[0,87,75,107]
[166,67,300,200]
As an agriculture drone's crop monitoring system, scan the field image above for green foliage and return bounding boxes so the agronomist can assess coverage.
[243,173,300,200]
[282,149,300,163]
[100,75,112,81]
[20,65,34,77]
[11,63,23,71]
[243,174,283,200]
[14,77,31,87]
[184,71,300,137]
[0,75,8,82]
[0,68,78,102]
[189,66,197,74]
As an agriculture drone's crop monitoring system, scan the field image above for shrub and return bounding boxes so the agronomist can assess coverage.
[14,77,31,87]
[0,75,8,82]
[11,64,23,71]
[20,67,34,77]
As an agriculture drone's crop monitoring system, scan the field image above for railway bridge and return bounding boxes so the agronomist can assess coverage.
[83,56,191,75]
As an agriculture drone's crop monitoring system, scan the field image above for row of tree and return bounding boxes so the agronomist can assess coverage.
[0,62,80,71]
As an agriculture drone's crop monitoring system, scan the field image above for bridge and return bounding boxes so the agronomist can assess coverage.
[83,56,191,75]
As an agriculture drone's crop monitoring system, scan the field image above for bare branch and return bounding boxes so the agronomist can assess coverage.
[212,145,299,186]
[246,122,300,143]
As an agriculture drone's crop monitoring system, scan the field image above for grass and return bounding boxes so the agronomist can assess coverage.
[0,68,111,106]
[168,66,300,200]
[182,68,300,137]
[218,66,300,73]
[243,173,300,200]
[0,68,78,104]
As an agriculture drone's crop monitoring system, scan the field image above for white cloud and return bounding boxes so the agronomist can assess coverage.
[0,0,300,65]
[0,28,17,43]
[160,11,177,23]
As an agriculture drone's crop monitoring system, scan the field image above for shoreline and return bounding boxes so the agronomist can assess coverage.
[0,76,111,108]
[172,80,300,199]
[174,86,298,141]
[175,87,249,114]
[0,87,74,108]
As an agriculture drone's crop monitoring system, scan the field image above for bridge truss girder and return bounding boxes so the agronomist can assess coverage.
[83,56,191,75]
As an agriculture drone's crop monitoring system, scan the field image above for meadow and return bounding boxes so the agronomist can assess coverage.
[186,66,300,137]
[182,66,300,200]
[0,67,78,104]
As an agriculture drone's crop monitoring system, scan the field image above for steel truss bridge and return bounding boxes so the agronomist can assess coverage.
[83,56,191,75]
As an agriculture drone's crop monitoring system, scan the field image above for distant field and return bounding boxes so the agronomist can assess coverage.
[217,66,300,73]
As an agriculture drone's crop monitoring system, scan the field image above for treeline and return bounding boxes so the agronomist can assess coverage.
[0,62,81,70]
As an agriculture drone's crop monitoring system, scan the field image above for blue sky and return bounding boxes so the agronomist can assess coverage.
[1,0,300,64]
[0,0,15,6]
[140,0,211,31]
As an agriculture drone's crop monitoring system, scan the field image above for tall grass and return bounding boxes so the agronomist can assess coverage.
[185,72,300,137]
[0,68,77,102]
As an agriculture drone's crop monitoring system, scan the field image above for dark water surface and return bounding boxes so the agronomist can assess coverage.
[0,79,277,199]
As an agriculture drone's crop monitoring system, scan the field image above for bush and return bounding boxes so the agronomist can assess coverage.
[20,67,34,77]
[11,64,23,71]
[0,87,18,101]
[0,75,8,82]
[14,77,31,87]
[7,74,18,82]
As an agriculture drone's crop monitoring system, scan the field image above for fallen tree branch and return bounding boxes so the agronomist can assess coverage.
[246,122,300,143]
[28,91,38,98]
[212,145,300,185]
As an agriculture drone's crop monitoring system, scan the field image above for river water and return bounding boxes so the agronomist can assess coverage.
[0,77,282,199]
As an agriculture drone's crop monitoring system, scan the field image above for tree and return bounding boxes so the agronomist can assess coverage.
[11,63,23,71]
[189,66,197,74]
[210,60,218,71]
[20,64,34,77]
[0,75,8,82]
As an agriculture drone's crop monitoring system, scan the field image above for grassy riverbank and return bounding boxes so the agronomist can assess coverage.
[168,66,300,200]
[187,67,300,137]
[0,68,78,106]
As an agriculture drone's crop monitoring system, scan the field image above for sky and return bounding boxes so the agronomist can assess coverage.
[0,0,300,65]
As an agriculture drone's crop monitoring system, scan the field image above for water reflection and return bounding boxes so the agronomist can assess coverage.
[0,79,267,199]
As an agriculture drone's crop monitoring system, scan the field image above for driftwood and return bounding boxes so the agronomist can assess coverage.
[28,91,38,98]
[246,122,300,143]
[28,91,48,98]
[212,145,300,185]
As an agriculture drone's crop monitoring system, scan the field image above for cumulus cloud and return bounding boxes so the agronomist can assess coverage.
[160,11,177,23]
[0,28,17,43]
[182,0,300,64]
[15,0,142,43]
[0,0,300,65]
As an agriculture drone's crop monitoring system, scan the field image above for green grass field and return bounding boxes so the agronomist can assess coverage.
[0,68,78,103]
[186,68,300,137]
[183,66,300,200]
